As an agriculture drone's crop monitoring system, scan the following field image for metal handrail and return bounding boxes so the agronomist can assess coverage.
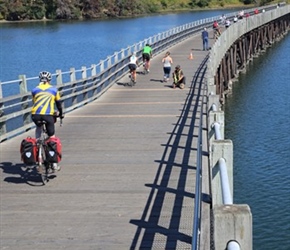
[218,158,233,205]
[191,70,207,250]
[212,122,222,140]
[227,240,241,250]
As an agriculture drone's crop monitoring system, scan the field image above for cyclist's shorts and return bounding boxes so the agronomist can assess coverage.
[142,53,150,62]
[31,114,55,137]
[128,64,137,71]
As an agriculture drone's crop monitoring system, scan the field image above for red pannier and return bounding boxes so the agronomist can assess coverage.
[20,137,38,165]
[45,137,62,163]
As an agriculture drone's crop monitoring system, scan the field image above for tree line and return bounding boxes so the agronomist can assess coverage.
[0,0,271,21]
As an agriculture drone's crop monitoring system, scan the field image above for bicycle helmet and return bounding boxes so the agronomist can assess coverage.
[39,71,52,82]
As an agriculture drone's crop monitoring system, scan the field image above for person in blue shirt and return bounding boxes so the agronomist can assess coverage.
[201,28,209,51]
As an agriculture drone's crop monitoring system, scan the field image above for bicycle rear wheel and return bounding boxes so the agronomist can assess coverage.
[37,144,49,185]
[129,77,135,87]
[39,162,49,185]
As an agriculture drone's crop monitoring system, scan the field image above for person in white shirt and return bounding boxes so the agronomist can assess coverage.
[161,51,173,82]
[128,52,139,83]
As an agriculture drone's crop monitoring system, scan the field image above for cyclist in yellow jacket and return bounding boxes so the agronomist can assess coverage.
[31,71,64,139]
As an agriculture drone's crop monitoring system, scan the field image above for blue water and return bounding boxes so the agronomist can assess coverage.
[224,34,290,249]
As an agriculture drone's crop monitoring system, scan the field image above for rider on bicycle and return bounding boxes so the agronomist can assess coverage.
[128,52,139,83]
[142,43,152,72]
[31,71,64,170]
[213,20,221,38]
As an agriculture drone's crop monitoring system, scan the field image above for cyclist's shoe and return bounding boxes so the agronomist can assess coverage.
[36,166,42,174]
[52,163,61,171]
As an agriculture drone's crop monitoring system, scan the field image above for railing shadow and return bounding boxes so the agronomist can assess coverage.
[129,57,208,249]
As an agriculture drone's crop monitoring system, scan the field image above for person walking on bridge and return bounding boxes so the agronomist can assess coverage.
[162,51,173,82]
[201,28,209,51]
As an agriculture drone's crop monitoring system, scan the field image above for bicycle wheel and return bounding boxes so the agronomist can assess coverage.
[39,162,49,185]
[129,77,135,87]
[38,144,49,185]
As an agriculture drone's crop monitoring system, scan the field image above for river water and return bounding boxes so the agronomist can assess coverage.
[225,33,290,249]
[1,9,289,249]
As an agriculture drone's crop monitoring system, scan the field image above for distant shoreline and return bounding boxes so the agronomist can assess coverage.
[0,5,249,24]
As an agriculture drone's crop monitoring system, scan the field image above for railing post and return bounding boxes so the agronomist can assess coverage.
[82,66,88,101]
[70,68,76,82]
[114,52,118,64]
[210,139,233,206]
[100,61,104,72]
[91,64,97,76]
[69,68,77,106]
[19,75,28,94]
[0,98,6,139]
[19,75,30,126]
[213,205,252,250]
[81,66,87,79]
[56,69,63,85]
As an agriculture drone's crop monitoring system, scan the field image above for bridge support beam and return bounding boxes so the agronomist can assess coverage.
[213,204,252,250]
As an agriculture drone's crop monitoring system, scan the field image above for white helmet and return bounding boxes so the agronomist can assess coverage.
[39,71,52,82]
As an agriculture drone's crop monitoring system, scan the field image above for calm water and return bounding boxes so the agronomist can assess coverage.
[1,9,289,249]
[225,34,290,249]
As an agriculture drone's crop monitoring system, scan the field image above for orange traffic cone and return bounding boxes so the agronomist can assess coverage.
[188,51,193,60]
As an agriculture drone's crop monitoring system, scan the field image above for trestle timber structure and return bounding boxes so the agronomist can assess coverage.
[208,8,290,103]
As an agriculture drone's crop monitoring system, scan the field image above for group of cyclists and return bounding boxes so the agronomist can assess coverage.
[128,43,152,84]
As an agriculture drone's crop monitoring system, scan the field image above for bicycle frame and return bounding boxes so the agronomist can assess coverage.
[36,123,51,184]
[36,117,62,184]
[143,60,149,74]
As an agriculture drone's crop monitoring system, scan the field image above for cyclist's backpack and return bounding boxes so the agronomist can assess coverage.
[45,137,62,163]
[20,137,38,165]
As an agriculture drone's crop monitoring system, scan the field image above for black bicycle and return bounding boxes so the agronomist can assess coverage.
[128,69,136,87]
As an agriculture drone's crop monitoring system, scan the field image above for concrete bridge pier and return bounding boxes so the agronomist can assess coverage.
[213,204,252,250]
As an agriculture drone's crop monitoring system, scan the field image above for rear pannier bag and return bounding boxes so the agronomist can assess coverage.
[20,137,38,165]
[45,137,62,163]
